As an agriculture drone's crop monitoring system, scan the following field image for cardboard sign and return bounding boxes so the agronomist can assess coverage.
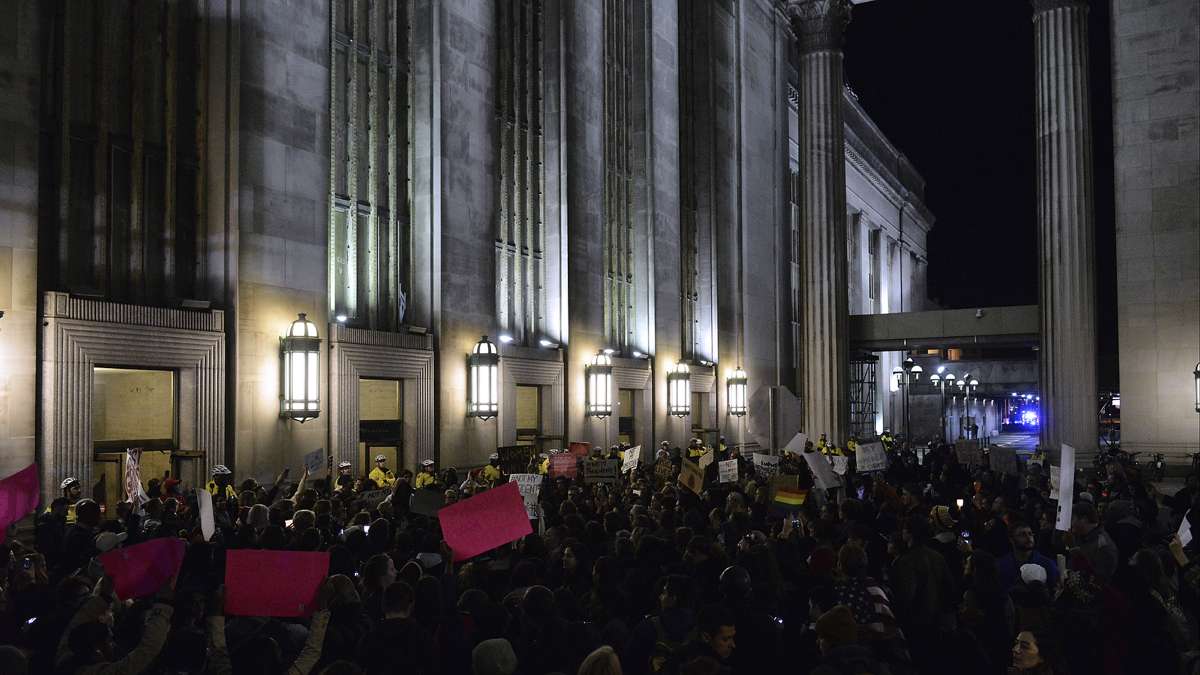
[718,459,739,484]
[498,445,537,475]
[225,550,330,617]
[438,481,533,561]
[831,455,850,475]
[1054,444,1076,532]
[100,538,187,601]
[197,488,215,541]
[698,450,715,472]
[679,459,704,495]
[753,453,781,480]
[622,446,642,473]
[303,448,325,475]
[583,459,619,484]
[856,442,888,473]
[0,464,39,541]
[655,460,676,483]
[568,442,591,458]
[509,474,543,519]
[357,489,392,507]
[784,432,809,455]
[549,454,578,479]
[803,451,841,490]
[409,489,444,517]
[989,446,1019,476]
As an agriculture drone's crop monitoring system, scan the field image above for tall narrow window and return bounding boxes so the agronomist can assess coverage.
[495,0,545,345]
[787,86,802,392]
[678,0,700,360]
[603,0,635,352]
[43,0,210,306]
[330,0,410,330]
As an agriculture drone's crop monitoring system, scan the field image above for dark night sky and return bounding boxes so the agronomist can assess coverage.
[842,1,1119,388]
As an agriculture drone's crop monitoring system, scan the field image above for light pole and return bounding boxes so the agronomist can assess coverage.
[930,370,954,442]
[894,357,922,445]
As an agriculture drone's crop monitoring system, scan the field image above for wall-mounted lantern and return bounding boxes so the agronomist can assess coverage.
[727,367,748,417]
[668,361,691,418]
[468,335,499,420]
[280,313,320,422]
[587,351,613,418]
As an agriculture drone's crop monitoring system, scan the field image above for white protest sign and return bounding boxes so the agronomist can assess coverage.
[856,442,888,473]
[718,459,739,483]
[1180,510,1193,548]
[197,488,215,541]
[622,445,642,473]
[699,450,715,472]
[1055,444,1076,532]
[803,451,841,490]
[509,474,543,519]
[784,432,809,455]
[303,447,325,475]
[753,453,780,479]
[1049,465,1060,500]
[831,455,849,476]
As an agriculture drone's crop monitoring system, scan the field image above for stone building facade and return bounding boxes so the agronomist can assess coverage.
[1,0,935,494]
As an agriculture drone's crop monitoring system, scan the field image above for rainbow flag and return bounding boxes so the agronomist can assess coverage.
[772,487,808,512]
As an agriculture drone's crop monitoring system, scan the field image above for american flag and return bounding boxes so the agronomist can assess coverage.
[124,448,150,513]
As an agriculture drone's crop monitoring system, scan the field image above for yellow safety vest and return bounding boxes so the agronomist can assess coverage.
[482,464,502,483]
[369,467,396,489]
[206,481,238,500]
[414,472,436,489]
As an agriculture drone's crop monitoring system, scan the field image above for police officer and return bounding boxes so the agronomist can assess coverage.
[337,460,353,478]
[538,452,550,475]
[481,453,503,484]
[415,459,438,489]
[687,438,705,461]
[816,433,830,454]
[369,454,396,488]
[207,465,238,500]
[55,477,83,524]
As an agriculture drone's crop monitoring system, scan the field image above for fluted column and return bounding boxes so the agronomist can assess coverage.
[788,0,851,445]
[1033,0,1098,459]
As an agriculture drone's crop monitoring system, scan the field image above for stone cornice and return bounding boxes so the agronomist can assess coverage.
[786,0,852,54]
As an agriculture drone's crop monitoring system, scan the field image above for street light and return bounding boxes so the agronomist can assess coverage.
[467,335,499,420]
[1194,362,1199,413]
[586,351,613,418]
[280,313,320,422]
[930,371,953,441]
[727,367,748,417]
[895,357,922,445]
[668,361,691,418]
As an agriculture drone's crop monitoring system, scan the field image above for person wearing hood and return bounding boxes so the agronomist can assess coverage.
[809,605,892,675]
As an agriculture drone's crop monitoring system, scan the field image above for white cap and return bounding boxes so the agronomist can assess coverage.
[1020,563,1048,585]
[95,531,128,552]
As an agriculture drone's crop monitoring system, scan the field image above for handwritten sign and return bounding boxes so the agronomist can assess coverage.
[1180,510,1193,548]
[803,451,840,490]
[698,450,715,472]
[509,474,543,519]
[549,454,578,479]
[718,459,739,484]
[831,455,849,475]
[753,453,780,480]
[583,459,619,484]
[856,442,887,473]
[303,448,325,475]
[198,488,215,541]
[568,442,591,458]
[1049,465,1060,500]
[622,446,642,473]
[679,459,704,495]
[1055,444,1076,532]
[498,446,537,475]
[655,460,676,483]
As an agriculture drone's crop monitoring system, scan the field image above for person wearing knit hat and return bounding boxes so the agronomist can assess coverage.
[471,638,518,675]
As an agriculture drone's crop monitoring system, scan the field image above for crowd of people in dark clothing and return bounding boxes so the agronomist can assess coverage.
[1,438,1198,675]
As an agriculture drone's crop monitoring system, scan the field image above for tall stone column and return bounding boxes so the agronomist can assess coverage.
[1032,0,1097,458]
[788,0,851,444]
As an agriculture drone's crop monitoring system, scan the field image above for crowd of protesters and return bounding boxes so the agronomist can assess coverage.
[1,435,1198,675]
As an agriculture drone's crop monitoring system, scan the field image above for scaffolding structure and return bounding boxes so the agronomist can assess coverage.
[849,354,878,440]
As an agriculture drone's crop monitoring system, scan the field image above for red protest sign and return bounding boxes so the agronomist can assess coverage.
[99,538,186,600]
[0,464,40,541]
[568,442,591,458]
[549,454,578,478]
[225,550,330,617]
[438,481,532,561]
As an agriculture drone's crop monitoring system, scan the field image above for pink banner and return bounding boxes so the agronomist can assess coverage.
[438,481,532,561]
[549,454,578,479]
[225,550,330,617]
[0,464,40,542]
[99,538,186,600]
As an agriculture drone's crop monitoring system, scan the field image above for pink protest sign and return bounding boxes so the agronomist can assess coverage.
[225,550,330,617]
[568,442,591,458]
[99,538,186,600]
[438,481,532,561]
[0,464,40,541]
[549,454,578,478]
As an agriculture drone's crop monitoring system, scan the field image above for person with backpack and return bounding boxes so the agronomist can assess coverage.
[623,575,696,675]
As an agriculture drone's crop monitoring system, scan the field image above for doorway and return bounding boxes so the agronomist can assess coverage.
[515,385,542,447]
[358,378,403,475]
[618,389,635,446]
[91,367,177,508]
